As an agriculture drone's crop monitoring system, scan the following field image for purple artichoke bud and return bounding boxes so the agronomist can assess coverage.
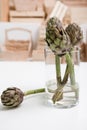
[65,23,83,46]
[46,17,71,56]
[1,87,24,108]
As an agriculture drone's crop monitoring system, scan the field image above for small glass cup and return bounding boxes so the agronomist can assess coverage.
[44,46,80,108]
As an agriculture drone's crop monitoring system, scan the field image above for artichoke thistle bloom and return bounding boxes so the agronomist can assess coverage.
[65,23,83,46]
[1,87,45,108]
[46,17,71,56]
[46,17,83,104]
[1,87,24,108]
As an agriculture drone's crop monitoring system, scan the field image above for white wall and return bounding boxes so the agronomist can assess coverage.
[0,22,41,49]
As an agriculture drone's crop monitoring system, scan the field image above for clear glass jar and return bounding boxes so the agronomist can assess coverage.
[44,46,80,108]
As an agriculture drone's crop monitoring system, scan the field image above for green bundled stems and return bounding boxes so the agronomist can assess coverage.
[46,17,83,104]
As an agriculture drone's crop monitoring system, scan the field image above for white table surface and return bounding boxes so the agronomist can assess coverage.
[0,61,87,130]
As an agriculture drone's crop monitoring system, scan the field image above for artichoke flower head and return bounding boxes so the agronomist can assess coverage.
[1,87,24,108]
[46,17,71,56]
[65,23,83,46]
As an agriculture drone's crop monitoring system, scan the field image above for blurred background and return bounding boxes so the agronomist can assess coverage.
[0,0,87,61]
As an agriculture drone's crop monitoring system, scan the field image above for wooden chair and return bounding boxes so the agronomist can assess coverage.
[5,28,33,60]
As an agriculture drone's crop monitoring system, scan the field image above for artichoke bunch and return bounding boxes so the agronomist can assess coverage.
[46,17,83,104]
[1,87,45,108]
[46,17,83,55]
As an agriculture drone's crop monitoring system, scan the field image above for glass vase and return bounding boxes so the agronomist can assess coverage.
[44,46,80,108]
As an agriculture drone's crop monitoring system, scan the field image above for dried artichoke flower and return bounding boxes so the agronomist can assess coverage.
[1,87,24,108]
[65,23,83,46]
[1,87,45,108]
[46,17,71,56]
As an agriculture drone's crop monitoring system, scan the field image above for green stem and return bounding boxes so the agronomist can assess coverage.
[52,62,69,103]
[52,55,63,103]
[24,88,45,96]
[52,85,63,103]
[62,64,69,85]
[55,55,61,86]
[65,52,76,85]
